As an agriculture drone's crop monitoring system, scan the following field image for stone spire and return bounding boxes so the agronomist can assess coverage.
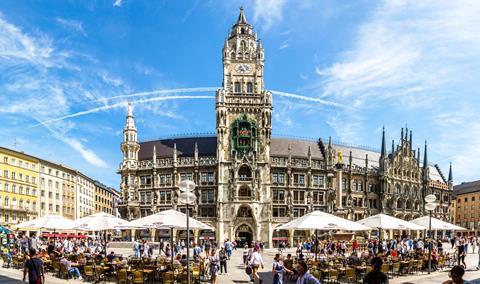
[423,141,429,182]
[153,145,157,165]
[237,6,248,24]
[380,126,387,158]
[448,162,453,183]
[409,130,413,151]
[391,140,395,155]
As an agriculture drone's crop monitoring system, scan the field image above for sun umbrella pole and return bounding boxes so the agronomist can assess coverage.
[315,229,318,262]
[170,227,174,269]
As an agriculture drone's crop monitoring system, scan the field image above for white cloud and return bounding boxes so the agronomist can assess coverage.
[113,0,123,7]
[310,0,480,165]
[36,119,107,168]
[0,13,126,167]
[253,0,287,30]
[55,18,85,35]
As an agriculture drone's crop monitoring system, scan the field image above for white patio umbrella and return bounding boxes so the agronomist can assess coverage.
[276,210,370,260]
[127,209,214,265]
[73,212,132,256]
[73,212,132,231]
[276,210,370,231]
[410,216,466,231]
[127,209,215,231]
[13,215,75,231]
[356,214,426,231]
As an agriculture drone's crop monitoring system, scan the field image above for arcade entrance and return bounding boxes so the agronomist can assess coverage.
[235,224,253,247]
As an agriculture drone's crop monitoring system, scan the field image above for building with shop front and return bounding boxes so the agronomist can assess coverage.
[452,180,480,235]
[118,8,453,247]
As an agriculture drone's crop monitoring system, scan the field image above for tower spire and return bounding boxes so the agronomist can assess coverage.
[237,6,248,24]
[380,126,387,158]
[423,140,428,170]
[409,130,412,151]
[448,162,453,182]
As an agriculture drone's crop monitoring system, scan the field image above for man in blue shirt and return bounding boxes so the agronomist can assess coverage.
[224,239,233,260]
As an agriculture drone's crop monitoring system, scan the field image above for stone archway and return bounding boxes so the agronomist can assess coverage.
[235,223,254,247]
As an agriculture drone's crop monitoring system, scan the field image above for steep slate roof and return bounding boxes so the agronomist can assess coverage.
[429,165,446,183]
[138,137,216,160]
[333,145,380,169]
[453,180,480,197]
[138,137,381,169]
[270,138,324,159]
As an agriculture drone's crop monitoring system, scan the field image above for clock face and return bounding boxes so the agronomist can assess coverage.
[235,63,252,74]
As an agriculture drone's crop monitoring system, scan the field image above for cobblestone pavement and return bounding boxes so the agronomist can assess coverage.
[1,244,480,283]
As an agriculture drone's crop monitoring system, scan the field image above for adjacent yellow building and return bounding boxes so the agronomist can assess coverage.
[0,146,119,226]
[0,147,39,225]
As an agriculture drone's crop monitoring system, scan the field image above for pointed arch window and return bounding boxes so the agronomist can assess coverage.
[234,82,241,93]
[247,82,253,93]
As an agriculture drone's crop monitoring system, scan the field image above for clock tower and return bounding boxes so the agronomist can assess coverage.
[216,7,273,245]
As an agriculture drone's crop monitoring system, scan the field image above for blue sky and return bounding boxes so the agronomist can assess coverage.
[1,0,479,187]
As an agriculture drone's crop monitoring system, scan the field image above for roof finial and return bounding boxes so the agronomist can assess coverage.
[127,102,133,117]
[237,6,247,24]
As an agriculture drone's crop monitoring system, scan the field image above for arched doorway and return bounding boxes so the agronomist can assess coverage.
[235,224,253,247]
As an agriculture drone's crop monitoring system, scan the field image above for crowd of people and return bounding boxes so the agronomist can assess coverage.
[1,233,479,284]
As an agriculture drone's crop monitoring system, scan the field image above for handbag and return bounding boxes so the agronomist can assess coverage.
[245,266,253,275]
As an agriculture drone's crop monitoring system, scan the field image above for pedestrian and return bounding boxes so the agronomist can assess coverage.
[363,257,388,284]
[243,244,250,266]
[219,247,228,275]
[295,260,320,284]
[139,240,145,256]
[457,240,466,268]
[442,265,468,284]
[209,249,219,284]
[272,253,292,284]
[249,247,264,284]
[224,239,233,260]
[23,248,45,284]
[477,243,480,270]
[133,239,139,257]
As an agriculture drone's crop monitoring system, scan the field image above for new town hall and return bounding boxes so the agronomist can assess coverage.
[118,9,452,247]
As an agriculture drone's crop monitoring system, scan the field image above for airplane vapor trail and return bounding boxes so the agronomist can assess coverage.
[270,90,346,108]
[39,95,214,125]
[96,87,219,102]
[95,86,344,108]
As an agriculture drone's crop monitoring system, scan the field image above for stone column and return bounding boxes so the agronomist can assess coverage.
[289,229,294,247]
[338,170,343,209]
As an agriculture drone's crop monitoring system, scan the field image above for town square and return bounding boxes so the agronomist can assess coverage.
[1,1,480,283]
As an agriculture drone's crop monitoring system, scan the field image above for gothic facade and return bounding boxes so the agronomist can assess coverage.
[118,9,452,247]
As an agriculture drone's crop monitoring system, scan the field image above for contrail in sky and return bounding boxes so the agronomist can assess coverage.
[39,95,214,125]
[96,86,344,108]
[270,90,347,108]
[96,87,219,102]
[40,88,344,125]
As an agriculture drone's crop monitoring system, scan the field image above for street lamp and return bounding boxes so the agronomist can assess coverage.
[424,194,438,274]
[178,179,197,284]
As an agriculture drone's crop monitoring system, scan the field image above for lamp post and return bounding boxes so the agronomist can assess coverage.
[178,179,197,284]
[424,194,438,274]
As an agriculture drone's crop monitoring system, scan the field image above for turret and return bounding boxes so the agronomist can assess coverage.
[121,103,139,163]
